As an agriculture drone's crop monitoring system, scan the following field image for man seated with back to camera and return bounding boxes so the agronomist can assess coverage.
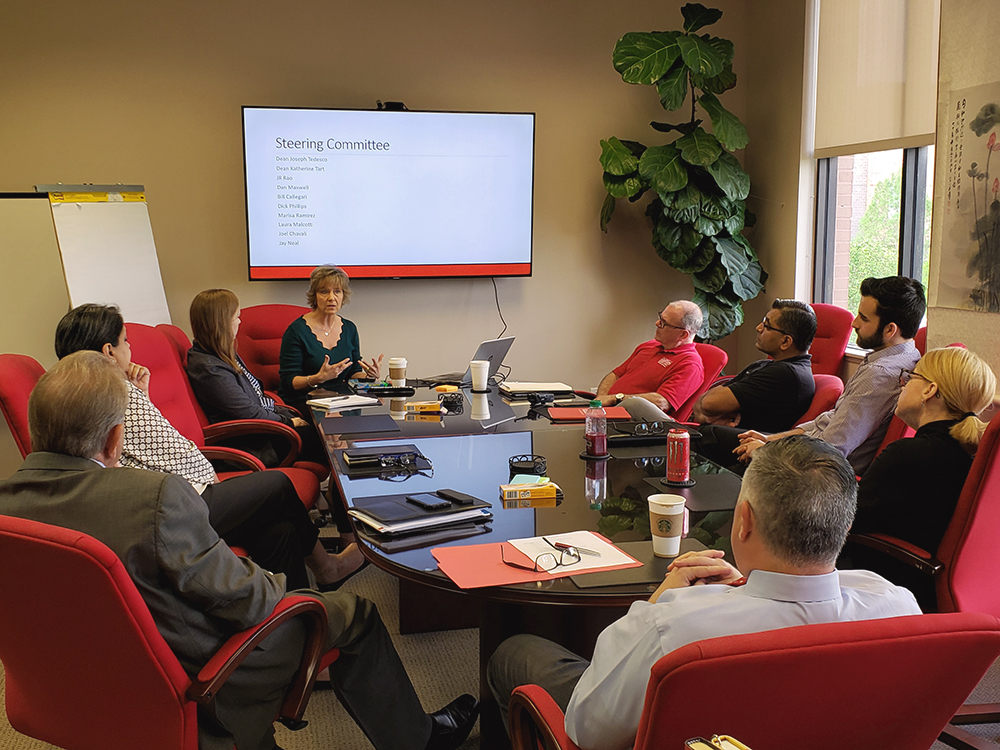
[487,435,920,750]
[735,276,925,475]
[694,299,816,465]
[0,351,479,750]
[594,300,705,420]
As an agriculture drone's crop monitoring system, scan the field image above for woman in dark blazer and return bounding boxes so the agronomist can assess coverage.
[187,289,326,466]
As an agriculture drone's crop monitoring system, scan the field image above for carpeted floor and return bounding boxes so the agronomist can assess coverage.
[0,564,482,750]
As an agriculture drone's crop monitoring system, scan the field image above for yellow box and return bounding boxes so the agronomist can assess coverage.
[404,401,443,413]
[500,482,559,501]
[405,412,442,423]
[502,496,558,509]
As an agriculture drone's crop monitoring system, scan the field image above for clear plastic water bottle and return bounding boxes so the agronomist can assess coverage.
[585,459,607,510]
[585,399,608,457]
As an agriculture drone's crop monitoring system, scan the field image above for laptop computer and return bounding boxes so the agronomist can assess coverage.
[424,336,515,386]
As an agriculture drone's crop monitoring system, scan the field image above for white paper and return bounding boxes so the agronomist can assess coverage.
[306,394,380,411]
[508,530,635,574]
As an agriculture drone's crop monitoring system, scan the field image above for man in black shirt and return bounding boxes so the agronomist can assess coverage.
[694,299,817,431]
[694,300,816,467]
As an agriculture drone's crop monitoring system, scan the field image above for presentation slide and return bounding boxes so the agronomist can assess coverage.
[243,107,534,278]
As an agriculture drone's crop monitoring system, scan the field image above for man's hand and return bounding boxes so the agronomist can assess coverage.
[126,363,151,394]
[734,438,765,463]
[291,417,308,428]
[649,550,743,602]
[737,429,768,444]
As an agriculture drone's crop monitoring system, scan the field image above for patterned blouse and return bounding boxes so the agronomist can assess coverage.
[119,381,217,491]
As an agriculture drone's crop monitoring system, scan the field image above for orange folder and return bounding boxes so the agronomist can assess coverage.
[431,533,642,589]
[547,405,631,422]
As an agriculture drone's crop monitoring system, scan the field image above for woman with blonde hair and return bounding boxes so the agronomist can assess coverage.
[278,265,382,413]
[853,345,997,556]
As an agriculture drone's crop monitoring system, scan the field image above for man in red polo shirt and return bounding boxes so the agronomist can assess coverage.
[595,300,704,416]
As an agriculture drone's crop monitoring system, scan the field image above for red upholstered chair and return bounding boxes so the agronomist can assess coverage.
[914,325,928,355]
[157,322,193,367]
[235,304,310,403]
[124,323,323,505]
[0,354,45,457]
[672,343,728,422]
[0,514,338,750]
[809,303,855,376]
[794,373,844,426]
[869,414,917,465]
[508,613,1000,750]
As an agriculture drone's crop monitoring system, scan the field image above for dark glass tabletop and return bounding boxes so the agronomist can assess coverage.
[321,402,742,604]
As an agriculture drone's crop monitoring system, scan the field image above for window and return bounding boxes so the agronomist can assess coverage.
[813,146,934,340]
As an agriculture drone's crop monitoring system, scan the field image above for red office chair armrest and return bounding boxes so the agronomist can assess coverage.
[509,685,579,750]
[200,445,267,472]
[203,419,303,467]
[189,596,330,724]
[847,532,943,576]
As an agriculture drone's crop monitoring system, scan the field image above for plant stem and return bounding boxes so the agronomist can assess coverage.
[690,71,696,124]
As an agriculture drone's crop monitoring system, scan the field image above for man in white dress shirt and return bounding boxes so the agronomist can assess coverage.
[487,435,921,750]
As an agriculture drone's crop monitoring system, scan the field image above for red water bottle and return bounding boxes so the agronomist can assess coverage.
[666,428,690,484]
[584,400,608,457]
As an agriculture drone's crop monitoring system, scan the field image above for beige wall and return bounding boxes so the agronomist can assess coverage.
[0,0,755,372]
[930,0,1000,371]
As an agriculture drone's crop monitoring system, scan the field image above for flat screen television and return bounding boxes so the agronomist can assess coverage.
[242,106,535,280]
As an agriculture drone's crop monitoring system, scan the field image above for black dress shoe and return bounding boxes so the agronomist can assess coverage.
[425,693,480,750]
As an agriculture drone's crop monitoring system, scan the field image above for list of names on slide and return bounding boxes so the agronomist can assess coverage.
[274,155,325,246]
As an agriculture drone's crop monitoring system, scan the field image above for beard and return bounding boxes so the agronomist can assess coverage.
[855,328,885,350]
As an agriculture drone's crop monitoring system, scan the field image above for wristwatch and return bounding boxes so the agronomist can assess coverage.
[614,393,625,406]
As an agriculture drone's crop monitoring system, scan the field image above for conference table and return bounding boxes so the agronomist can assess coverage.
[313,385,742,748]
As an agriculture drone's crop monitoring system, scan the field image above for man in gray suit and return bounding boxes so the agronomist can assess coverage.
[0,351,478,750]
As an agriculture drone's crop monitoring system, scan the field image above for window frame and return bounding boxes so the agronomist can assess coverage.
[812,146,931,304]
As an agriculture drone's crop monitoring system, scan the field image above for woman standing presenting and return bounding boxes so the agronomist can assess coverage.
[278,265,382,413]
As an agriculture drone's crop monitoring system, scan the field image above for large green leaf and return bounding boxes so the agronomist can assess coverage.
[713,235,750,276]
[693,256,728,293]
[600,193,616,232]
[676,34,724,78]
[700,193,730,220]
[613,32,681,85]
[730,258,767,300]
[702,35,734,66]
[639,144,689,193]
[693,289,744,341]
[654,219,702,255]
[694,214,723,236]
[600,137,640,176]
[656,64,689,111]
[677,128,722,166]
[699,93,749,151]
[706,151,750,201]
[668,205,700,224]
[681,3,723,33]
[693,63,738,95]
[722,203,745,234]
[673,237,715,274]
[673,182,703,211]
[603,172,643,199]
[731,231,761,262]
[651,120,702,135]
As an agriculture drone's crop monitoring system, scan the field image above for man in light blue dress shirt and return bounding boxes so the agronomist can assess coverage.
[487,436,920,750]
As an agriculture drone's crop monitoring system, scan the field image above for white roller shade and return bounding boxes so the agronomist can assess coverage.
[815,0,940,158]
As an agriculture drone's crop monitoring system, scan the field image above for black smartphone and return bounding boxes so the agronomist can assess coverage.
[436,489,477,505]
[406,493,452,510]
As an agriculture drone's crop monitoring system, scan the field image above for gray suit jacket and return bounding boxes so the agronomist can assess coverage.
[0,452,285,669]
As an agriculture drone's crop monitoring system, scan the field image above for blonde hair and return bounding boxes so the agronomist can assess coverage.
[917,347,997,451]
[190,289,240,369]
[306,265,352,310]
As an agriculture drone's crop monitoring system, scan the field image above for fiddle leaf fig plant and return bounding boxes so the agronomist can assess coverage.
[600,3,766,341]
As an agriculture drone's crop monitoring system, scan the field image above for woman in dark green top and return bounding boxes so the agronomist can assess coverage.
[278,265,383,409]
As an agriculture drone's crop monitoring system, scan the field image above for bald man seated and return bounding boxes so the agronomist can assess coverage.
[595,300,705,418]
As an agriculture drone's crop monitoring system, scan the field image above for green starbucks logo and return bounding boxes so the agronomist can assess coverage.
[657,517,673,534]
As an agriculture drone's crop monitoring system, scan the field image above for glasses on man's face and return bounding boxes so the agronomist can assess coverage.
[759,316,791,336]
[899,368,933,387]
[655,312,688,332]
[500,545,581,573]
